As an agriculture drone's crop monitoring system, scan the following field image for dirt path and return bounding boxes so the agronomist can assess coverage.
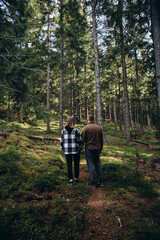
[80,163,108,240]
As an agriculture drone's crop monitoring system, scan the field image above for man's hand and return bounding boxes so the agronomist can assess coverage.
[81,150,84,154]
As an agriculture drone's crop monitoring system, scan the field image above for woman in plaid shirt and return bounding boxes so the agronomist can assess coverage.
[61,116,83,185]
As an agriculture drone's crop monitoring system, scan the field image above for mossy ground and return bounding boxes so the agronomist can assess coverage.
[0,120,160,240]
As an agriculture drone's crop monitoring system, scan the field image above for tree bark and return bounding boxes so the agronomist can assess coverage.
[146,103,151,130]
[130,106,134,129]
[139,101,144,135]
[59,0,64,132]
[119,0,131,145]
[151,0,160,117]
[109,99,112,121]
[121,54,131,144]
[47,13,50,131]
[117,64,123,131]
[70,76,73,116]
[91,0,106,143]
[113,99,118,129]
[134,47,143,134]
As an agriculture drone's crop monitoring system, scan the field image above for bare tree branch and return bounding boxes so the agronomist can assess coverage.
[0,55,43,72]
[0,84,21,93]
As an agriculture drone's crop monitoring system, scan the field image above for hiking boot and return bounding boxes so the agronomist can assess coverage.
[87,182,96,189]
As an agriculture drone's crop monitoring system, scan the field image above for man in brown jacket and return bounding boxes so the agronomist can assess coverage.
[82,115,104,188]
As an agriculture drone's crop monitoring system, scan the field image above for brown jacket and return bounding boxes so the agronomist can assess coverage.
[82,123,103,150]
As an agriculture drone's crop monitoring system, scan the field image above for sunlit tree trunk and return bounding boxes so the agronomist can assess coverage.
[70,76,73,116]
[146,103,151,130]
[119,0,131,145]
[84,66,88,119]
[113,99,118,129]
[121,54,131,144]
[59,0,64,132]
[47,13,50,131]
[139,101,144,135]
[85,96,88,119]
[91,0,106,143]
[151,0,160,118]
[117,64,123,131]
[134,47,144,134]
[119,98,123,132]
[109,100,112,121]
[130,106,134,129]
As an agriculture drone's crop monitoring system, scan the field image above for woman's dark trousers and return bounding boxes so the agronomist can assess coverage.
[65,152,80,180]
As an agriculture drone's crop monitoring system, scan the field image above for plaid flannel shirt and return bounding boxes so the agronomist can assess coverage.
[61,127,83,155]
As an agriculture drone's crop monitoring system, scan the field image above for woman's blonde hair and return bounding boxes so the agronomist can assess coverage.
[66,116,75,128]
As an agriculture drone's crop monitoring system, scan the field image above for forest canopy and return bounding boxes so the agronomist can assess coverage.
[0,0,160,144]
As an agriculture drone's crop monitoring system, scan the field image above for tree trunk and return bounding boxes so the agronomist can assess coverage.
[146,103,151,130]
[73,74,76,117]
[119,0,131,145]
[113,99,118,129]
[134,47,144,134]
[119,98,123,132]
[130,106,134,129]
[139,101,144,135]
[109,99,112,121]
[59,0,64,132]
[151,0,160,117]
[117,64,123,131]
[84,66,88,119]
[47,13,50,131]
[91,0,106,143]
[70,76,73,116]
[135,105,138,128]
[121,54,131,144]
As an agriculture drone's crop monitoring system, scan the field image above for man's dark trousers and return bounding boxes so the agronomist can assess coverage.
[85,149,103,185]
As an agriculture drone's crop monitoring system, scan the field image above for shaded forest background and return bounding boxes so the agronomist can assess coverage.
[0,0,160,143]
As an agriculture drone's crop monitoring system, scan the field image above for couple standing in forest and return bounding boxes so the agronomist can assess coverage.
[60,115,104,188]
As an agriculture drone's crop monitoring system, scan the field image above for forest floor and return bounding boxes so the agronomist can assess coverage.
[79,162,109,240]
[79,159,160,240]
[0,119,160,240]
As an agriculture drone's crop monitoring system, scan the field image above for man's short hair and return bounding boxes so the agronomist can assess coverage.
[87,115,94,122]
